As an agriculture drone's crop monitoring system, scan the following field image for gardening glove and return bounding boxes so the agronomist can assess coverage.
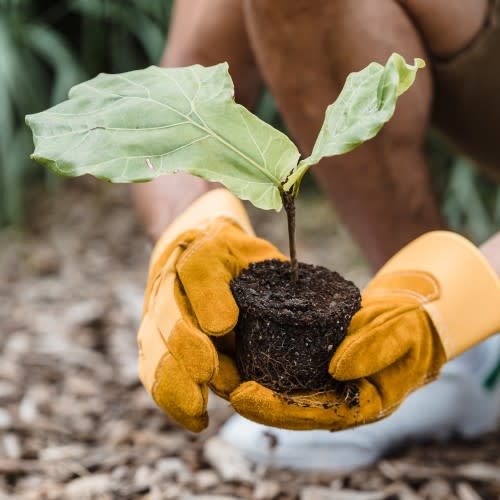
[137,188,285,432]
[229,231,500,431]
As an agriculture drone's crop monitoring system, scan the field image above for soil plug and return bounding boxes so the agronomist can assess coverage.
[231,260,361,392]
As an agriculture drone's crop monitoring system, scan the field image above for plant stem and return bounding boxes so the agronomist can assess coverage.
[281,189,298,283]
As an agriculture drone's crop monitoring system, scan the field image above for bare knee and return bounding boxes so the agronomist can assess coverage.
[397,0,489,58]
[245,0,432,150]
[245,0,443,267]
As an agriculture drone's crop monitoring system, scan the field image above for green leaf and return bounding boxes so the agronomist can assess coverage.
[26,63,300,211]
[284,53,425,192]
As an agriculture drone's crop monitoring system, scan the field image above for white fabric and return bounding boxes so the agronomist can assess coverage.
[219,335,500,472]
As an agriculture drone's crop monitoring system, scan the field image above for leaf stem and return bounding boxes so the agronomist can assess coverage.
[281,189,298,283]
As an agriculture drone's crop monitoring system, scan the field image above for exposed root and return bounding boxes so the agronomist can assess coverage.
[277,381,360,410]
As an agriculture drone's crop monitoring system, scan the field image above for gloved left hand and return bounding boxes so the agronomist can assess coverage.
[137,189,285,432]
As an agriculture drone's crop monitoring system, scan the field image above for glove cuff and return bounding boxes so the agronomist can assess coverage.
[151,188,254,267]
[376,231,500,360]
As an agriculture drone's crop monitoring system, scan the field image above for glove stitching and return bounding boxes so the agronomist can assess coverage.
[143,273,162,315]
[364,288,432,303]
[149,232,198,284]
[373,369,441,420]
[177,220,240,336]
[367,271,440,302]
[151,351,172,404]
[329,370,441,432]
[177,219,234,267]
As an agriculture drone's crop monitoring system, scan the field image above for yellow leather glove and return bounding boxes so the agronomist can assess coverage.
[229,231,500,431]
[137,188,284,432]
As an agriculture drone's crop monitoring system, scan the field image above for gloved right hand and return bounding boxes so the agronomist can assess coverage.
[137,188,285,432]
[230,231,500,430]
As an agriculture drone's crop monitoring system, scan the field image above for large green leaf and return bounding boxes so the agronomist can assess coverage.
[26,63,300,210]
[284,53,425,192]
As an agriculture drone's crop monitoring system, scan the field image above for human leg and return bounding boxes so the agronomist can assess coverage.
[398,0,489,59]
[243,0,443,269]
[425,0,500,182]
[132,0,262,241]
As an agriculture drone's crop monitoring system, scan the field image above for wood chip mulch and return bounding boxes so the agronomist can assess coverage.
[1,181,498,499]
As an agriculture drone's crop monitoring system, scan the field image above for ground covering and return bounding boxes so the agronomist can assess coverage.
[0,180,498,499]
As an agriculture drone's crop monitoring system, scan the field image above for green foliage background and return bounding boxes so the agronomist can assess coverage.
[0,0,172,225]
[1,0,499,242]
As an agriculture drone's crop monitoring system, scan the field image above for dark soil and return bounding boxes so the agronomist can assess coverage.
[230,259,361,393]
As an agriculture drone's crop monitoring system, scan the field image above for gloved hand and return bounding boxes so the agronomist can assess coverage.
[230,231,500,430]
[139,189,500,432]
[137,188,284,432]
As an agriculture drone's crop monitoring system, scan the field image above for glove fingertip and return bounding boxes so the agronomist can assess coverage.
[197,295,239,336]
[152,354,210,429]
[181,413,209,433]
[158,404,208,433]
[210,354,241,399]
[329,338,362,380]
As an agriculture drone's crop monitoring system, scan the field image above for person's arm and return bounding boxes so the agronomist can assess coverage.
[480,231,500,276]
[132,0,262,241]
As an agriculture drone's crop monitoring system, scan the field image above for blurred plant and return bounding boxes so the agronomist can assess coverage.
[1,0,81,224]
[427,133,500,243]
[0,0,172,225]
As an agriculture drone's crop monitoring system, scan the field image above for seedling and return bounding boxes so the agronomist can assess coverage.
[26,53,424,393]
